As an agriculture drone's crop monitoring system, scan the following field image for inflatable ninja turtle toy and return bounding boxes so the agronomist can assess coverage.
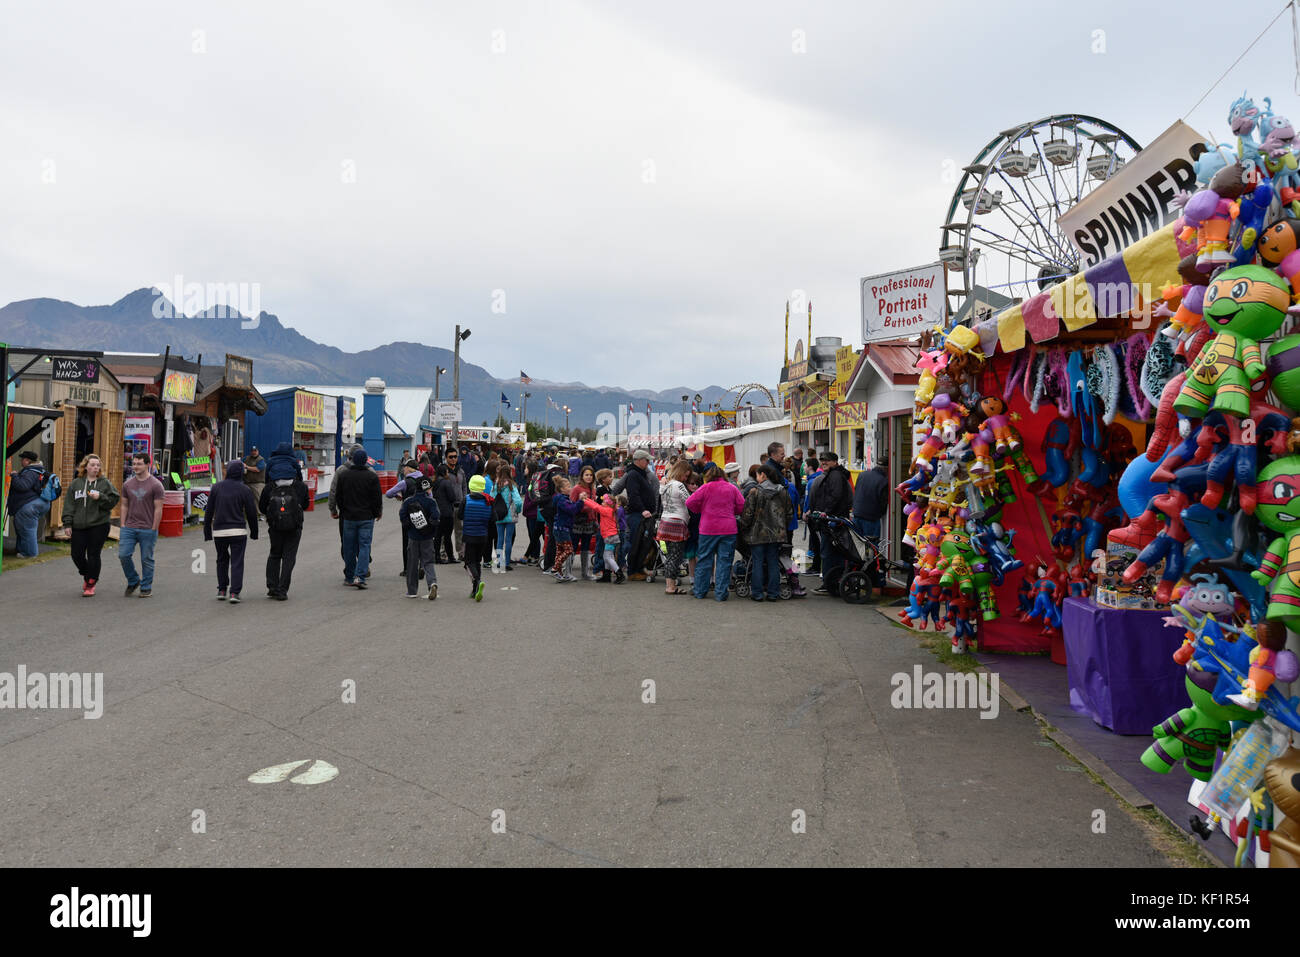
[1252,454,1300,631]
[1175,264,1291,418]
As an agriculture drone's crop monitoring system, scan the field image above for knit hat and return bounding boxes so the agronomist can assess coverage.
[352,447,368,466]
[469,475,486,493]
[19,450,38,462]
[226,459,245,479]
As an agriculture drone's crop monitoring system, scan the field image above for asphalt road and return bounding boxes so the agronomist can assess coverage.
[0,512,1172,867]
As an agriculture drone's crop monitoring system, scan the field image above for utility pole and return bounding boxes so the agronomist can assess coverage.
[452,326,462,450]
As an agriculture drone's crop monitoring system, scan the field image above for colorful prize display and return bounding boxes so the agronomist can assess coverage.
[898,94,1300,867]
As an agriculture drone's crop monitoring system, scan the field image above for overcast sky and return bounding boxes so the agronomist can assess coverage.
[1,0,1293,390]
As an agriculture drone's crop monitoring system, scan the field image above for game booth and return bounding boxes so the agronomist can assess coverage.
[894,95,1300,867]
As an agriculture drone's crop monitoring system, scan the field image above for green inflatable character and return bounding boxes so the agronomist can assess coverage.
[1251,455,1300,630]
[1141,678,1256,781]
[1266,333,1300,415]
[1174,264,1291,418]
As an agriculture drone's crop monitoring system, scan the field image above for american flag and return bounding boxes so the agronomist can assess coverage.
[520,371,531,384]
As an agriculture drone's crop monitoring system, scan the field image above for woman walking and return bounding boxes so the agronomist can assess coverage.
[203,459,260,603]
[521,459,543,565]
[685,465,744,601]
[655,460,691,595]
[738,463,794,602]
[61,453,120,596]
[493,463,523,572]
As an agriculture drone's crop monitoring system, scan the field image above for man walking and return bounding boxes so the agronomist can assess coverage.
[444,446,468,559]
[260,460,309,600]
[6,450,50,559]
[119,451,165,596]
[242,446,267,516]
[335,446,383,588]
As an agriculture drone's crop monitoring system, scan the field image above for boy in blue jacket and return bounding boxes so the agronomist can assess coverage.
[399,476,440,600]
[458,474,493,601]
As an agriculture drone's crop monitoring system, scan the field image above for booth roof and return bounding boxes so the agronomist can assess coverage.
[987,222,1182,353]
[692,417,792,444]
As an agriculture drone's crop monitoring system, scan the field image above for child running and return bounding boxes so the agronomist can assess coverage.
[459,474,493,601]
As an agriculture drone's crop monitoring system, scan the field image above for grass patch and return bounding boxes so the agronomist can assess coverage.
[2,540,71,571]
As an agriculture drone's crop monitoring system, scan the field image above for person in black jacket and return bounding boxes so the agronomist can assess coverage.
[400,475,441,600]
[431,464,458,563]
[334,446,383,588]
[260,469,309,600]
[622,450,658,580]
[809,452,854,595]
[851,457,890,589]
[204,459,260,603]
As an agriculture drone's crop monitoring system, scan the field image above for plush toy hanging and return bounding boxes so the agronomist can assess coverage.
[1141,328,1179,410]
[1123,334,1152,420]
[1086,343,1122,426]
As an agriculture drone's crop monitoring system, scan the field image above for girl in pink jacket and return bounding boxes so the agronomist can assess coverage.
[685,466,745,600]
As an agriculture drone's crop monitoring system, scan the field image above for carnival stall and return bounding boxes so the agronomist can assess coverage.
[897,95,1300,866]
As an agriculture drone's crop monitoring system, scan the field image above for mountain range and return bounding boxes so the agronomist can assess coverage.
[0,289,764,428]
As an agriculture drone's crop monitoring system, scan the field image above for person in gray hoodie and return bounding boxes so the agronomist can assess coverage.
[737,463,793,602]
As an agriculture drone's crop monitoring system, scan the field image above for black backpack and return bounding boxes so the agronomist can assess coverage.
[492,492,508,521]
[406,498,433,531]
[266,483,303,531]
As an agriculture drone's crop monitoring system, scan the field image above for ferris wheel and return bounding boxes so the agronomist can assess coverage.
[938,114,1143,316]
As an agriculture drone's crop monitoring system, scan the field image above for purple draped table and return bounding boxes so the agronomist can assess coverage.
[1061,597,1189,734]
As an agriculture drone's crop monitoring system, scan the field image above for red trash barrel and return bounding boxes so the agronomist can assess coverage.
[306,469,318,511]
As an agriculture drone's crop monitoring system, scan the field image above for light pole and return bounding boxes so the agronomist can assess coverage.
[681,394,688,436]
[434,365,447,401]
[521,392,530,428]
[693,393,702,434]
[453,327,470,448]
[564,405,570,440]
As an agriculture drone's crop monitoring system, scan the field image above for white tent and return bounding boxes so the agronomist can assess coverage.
[692,417,792,469]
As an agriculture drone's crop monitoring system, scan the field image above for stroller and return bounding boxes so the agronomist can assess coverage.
[803,511,881,604]
[626,512,661,581]
[730,539,803,599]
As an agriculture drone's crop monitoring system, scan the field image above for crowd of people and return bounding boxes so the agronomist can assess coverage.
[5,437,893,605]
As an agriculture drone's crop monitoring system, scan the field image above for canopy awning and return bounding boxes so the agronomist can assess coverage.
[986,222,1184,353]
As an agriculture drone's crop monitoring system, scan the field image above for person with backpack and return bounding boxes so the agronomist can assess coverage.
[61,453,120,595]
[458,474,493,601]
[492,463,523,573]
[259,463,309,601]
[7,450,52,559]
[203,459,260,604]
[399,475,440,600]
[386,462,422,579]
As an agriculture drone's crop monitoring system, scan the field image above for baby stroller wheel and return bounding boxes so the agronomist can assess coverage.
[732,561,751,597]
[839,570,872,604]
[778,579,793,600]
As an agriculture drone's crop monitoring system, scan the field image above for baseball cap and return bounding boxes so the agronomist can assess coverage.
[19,450,38,462]
[632,449,651,461]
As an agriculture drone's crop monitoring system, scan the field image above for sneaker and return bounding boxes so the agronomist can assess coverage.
[474,581,484,602]
[614,570,626,584]
[124,583,139,597]
[505,564,514,571]
[343,579,356,587]
[267,589,277,598]
[556,574,576,584]
[228,594,241,604]
[766,596,781,602]
[355,579,368,590]
[427,584,438,601]
[274,593,288,601]
[217,590,227,601]
[85,579,96,596]
[398,570,408,578]
[406,592,420,599]
[139,589,152,598]
[812,586,829,595]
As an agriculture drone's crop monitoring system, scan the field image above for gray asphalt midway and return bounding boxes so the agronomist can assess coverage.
[0,513,1173,867]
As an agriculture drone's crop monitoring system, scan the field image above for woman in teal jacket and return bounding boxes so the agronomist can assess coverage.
[493,463,524,572]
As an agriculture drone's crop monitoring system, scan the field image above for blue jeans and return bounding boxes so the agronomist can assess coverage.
[694,534,736,600]
[13,498,48,557]
[750,541,780,599]
[495,522,516,566]
[623,512,644,570]
[118,527,158,589]
[342,519,374,582]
